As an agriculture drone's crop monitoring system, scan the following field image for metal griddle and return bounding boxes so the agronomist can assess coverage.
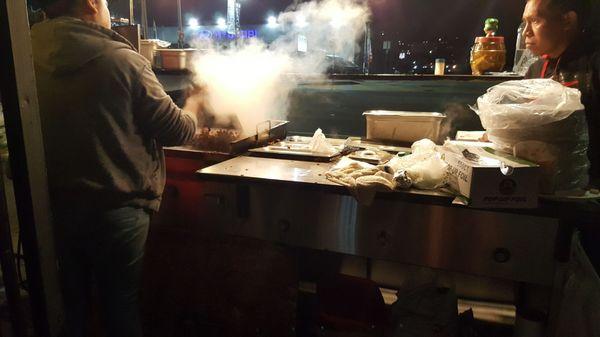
[187,119,289,154]
[228,120,289,154]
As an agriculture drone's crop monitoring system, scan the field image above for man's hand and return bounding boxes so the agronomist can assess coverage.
[183,83,213,128]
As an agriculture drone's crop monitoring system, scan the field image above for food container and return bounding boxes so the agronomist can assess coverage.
[470,19,506,75]
[155,48,198,70]
[363,110,446,144]
[470,36,506,75]
[139,39,172,66]
[140,40,158,63]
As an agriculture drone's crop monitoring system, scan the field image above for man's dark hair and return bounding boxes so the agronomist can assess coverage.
[537,0,590,29]
[35,0,79,18]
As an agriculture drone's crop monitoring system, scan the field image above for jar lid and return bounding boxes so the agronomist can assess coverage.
[475,36,505,43]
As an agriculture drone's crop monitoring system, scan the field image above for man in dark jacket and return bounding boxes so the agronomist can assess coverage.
[522,0,600,282]
[31,0,198,336]
[523,0,600,187]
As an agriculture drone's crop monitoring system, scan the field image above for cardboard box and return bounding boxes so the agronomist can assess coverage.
[442,145,540,208]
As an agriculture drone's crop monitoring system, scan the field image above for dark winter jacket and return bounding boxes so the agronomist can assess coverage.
[31,17,196,211]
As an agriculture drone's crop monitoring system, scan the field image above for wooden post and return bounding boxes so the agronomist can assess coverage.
[0,0,64,336]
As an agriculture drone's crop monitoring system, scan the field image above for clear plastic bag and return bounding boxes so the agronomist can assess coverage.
[386,139,448,190]
[473,79,585,130]
[472,79,589,193]
[555,232,600,337]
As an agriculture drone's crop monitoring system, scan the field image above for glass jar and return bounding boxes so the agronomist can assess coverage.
[470,36,506,75]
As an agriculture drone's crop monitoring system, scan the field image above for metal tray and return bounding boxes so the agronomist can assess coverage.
[248,136,342,162]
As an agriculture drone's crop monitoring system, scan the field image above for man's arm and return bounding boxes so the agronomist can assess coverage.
[133,64,197,146]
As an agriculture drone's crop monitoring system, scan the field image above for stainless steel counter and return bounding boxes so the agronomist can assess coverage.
[197,155,456,204]
[195,155,575,335]
[196,155,565,286]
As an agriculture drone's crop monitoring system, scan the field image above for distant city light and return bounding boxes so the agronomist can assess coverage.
[399,52,406,59]
[295,15,308,28]
[429,50,433,54]
[216,17,227,29]
[267,15,278,28]
[188,17,199,28]
[453,65,458,69]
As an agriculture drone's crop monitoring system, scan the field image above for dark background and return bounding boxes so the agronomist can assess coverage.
[106,0,525,73]
[109,0,524,34]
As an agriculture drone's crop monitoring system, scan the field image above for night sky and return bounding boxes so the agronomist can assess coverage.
[105,0,525,71]
[109,0,525,41]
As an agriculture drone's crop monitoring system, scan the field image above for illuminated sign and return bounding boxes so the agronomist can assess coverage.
[195,29,258,40]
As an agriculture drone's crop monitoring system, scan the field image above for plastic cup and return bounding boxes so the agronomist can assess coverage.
[435,58,445,75]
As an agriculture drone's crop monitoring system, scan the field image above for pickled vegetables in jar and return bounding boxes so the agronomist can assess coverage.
[470,18,506,75]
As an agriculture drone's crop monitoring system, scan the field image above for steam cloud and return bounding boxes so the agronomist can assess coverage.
[190,0,370,136]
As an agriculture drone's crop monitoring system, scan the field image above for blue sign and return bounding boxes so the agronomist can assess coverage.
[195,29,258,40]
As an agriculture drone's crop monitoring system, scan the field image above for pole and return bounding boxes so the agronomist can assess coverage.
[385,49,389,74]
[227,0,235,35]
[140,0,148,39]
[177,0,184,47]
[363,22,372,74]
[129,0,134,25]
[0,160,27,337]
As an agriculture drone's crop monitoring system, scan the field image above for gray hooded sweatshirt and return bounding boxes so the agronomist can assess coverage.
[31,17,196,212]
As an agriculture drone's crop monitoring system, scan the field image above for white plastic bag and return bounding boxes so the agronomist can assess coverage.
[473,79,585,130]
[555,232,600,337]
[472,79,590,193]
[308,128,337,154]
[386,139,448,190]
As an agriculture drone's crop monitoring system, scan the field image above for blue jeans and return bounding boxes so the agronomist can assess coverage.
[54,206,150,337]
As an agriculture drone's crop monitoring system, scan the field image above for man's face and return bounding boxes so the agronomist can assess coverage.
[522,0,570,57]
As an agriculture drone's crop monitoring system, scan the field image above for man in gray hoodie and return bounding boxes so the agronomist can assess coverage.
[30,0,198,336]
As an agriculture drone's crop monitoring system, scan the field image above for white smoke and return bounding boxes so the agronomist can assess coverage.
[190,0,370,136]
[278,0,371,61]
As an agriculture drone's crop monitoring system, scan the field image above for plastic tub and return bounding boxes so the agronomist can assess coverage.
[363,110,446,144]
